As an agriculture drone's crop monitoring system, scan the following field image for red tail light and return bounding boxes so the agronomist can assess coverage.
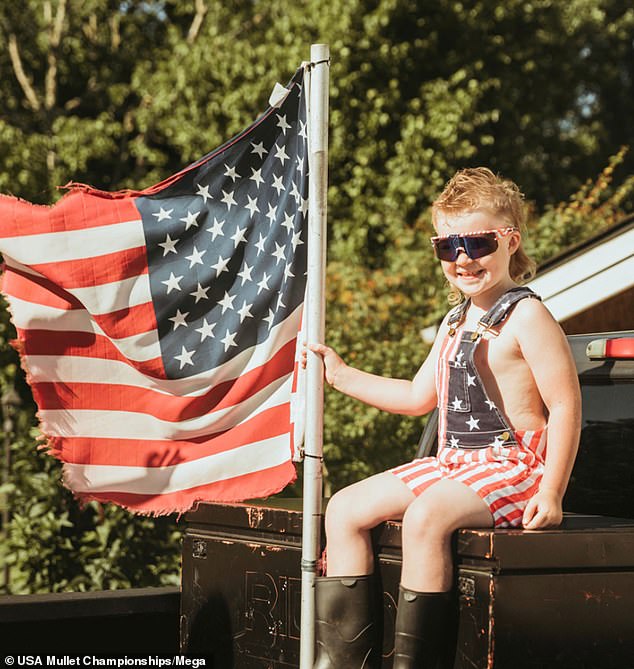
[586,338,634,360]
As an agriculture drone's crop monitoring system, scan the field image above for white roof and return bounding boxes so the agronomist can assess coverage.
[527,220,634,322]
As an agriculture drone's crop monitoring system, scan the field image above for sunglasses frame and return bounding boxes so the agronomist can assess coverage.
[430,226,517,261]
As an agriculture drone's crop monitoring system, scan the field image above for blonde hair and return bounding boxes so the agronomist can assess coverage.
[432,167,535,303]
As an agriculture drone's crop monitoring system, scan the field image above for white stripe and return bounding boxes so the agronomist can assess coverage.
[63,433,291,495]
[40,375,292,440]
[67,274,153,314]
[6,295,161,363]
[0,218,145,265]
[22,305,303,396]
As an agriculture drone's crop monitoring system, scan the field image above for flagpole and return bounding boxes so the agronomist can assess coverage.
[300,43,329,669]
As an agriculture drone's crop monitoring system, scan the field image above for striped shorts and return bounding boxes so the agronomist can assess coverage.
[390,430,546,528]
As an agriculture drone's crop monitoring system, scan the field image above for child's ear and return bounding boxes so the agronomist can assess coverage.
[508,231,521,255]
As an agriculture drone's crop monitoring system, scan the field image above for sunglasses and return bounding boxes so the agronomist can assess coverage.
[430,227,516,262]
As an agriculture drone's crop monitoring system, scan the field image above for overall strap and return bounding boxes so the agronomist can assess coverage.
[447,299,470,336]
[472,287,541,340]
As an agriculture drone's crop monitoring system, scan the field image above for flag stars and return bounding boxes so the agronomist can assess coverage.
[451,397,464,411]
[169,309,189,330]
[221,189,237,210]
[298,120,307,140]
[276,114,291,134]
[221,329,238,352]
[250,141,267,159]
[263,309,275,329]
[237,262,253,285]
[190,283,210,303]
[250,167,264,189]
[207,217,225,240]
[180,210,200,230]
[466,416,481,431]
[274,143,290,165]
[196,183,211,203]
[218,291,236,314]
[224,164,239,182]
[299,196,309,216]
[161,272,183,294]
[231,225,248,248]
[485,399,497,411]
[450,435,460,448]
[185,246,206,268]
[272,174,285,195]
[255,233,266,256]
[244,195,260,217]
[291,229,304,251]
[271,242,286,265]
[158,233,179,256]
[174,346,195,369]
[467,374,476,387]
[237,301,254,323]
[283,262,295,282]
[257,272,271,294]
[153,207,173,222]
[195,318,215,342]
[266,203,278,225]
[211,254,231,277]
[282,213,294,232]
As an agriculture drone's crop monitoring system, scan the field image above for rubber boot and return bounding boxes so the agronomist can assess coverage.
[392,586,455,669]
[313,574,380,669]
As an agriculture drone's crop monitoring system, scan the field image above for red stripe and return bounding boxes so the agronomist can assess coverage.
[92,302,157,338]
[3,267,82,310]
[48,404,291,466]
[32,338,296,419]
[21,329,165,378]
[0,192,141,237]
[30,246,148,288]
[71,458,297,514]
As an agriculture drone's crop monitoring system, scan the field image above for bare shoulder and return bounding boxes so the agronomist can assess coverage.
[507,296,571,354]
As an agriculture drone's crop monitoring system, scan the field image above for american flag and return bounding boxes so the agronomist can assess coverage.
[0,66,308,515]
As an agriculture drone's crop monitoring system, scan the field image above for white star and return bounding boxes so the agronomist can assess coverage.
[271,242,286,265]
[190,283,210,303]
[168,309,189,330]
[152,207,173,222]
[276,114,291,134]
[298,120,307,140]
[244,195,260,217]
[218,291,236,314]
[231,225,248,247]
[224,164,239,182]
[250,167,264,188]
[255,233,266,255]
[283,262,295,282]
[221,329,238,352]
[450,435,460,448]
[211,255,230,277]
[451,397,464,411]
[266,203,278,225]
[196,183,211,203]
[491,435,506,448]
[174,346,194,369]
[237,262,253,285]
[251,141,267,159]
[263,309,275,328]
[455,350,465,363]
[299,196,309,216]
[291,229,304,251]
[161,272,183,294]
[274,143,290,165]
[195,318,215,342]
[207,217,225,240]
[282,213,295,232]
[467,374,476,387]
[485,399,497,410]
[221,189,237,210]
[180,210,200,230]
[257,272,271,294]
[290,181,302,204]
[237,301,254,323]
[466,416,480,431]
[158,233,178,256]
[272,174,285,195]
[276,293,286,311]
[185,246,206,268]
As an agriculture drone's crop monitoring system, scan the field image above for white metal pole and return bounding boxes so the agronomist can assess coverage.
[299,43,329,669]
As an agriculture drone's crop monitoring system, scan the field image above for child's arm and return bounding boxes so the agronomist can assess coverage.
[513,300,582,530]
[306,316,451,416]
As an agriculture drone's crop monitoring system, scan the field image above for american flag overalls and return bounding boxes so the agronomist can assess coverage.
[391,287,547,527]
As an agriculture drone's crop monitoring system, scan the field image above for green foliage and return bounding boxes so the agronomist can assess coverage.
[0,0,633,592]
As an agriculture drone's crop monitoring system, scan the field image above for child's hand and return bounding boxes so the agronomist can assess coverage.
[522,489,563,530]
[302,343,346,387]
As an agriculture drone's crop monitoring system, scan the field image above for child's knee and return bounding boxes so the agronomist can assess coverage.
[402,498,453,540]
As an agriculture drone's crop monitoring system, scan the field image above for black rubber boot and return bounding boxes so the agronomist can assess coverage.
[313,574,380,669]
[392,586,456,669]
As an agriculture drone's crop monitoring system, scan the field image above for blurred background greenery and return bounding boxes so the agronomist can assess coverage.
[0,0,632,593]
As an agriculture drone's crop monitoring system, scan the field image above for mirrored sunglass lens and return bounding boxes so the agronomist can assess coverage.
[463,234,497,259]
[433,238,457,260]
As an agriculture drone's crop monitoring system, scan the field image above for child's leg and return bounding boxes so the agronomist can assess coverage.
[325,471,415,576]
[400,478,493,591]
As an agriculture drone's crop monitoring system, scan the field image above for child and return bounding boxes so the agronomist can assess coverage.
[307,168,582,669]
